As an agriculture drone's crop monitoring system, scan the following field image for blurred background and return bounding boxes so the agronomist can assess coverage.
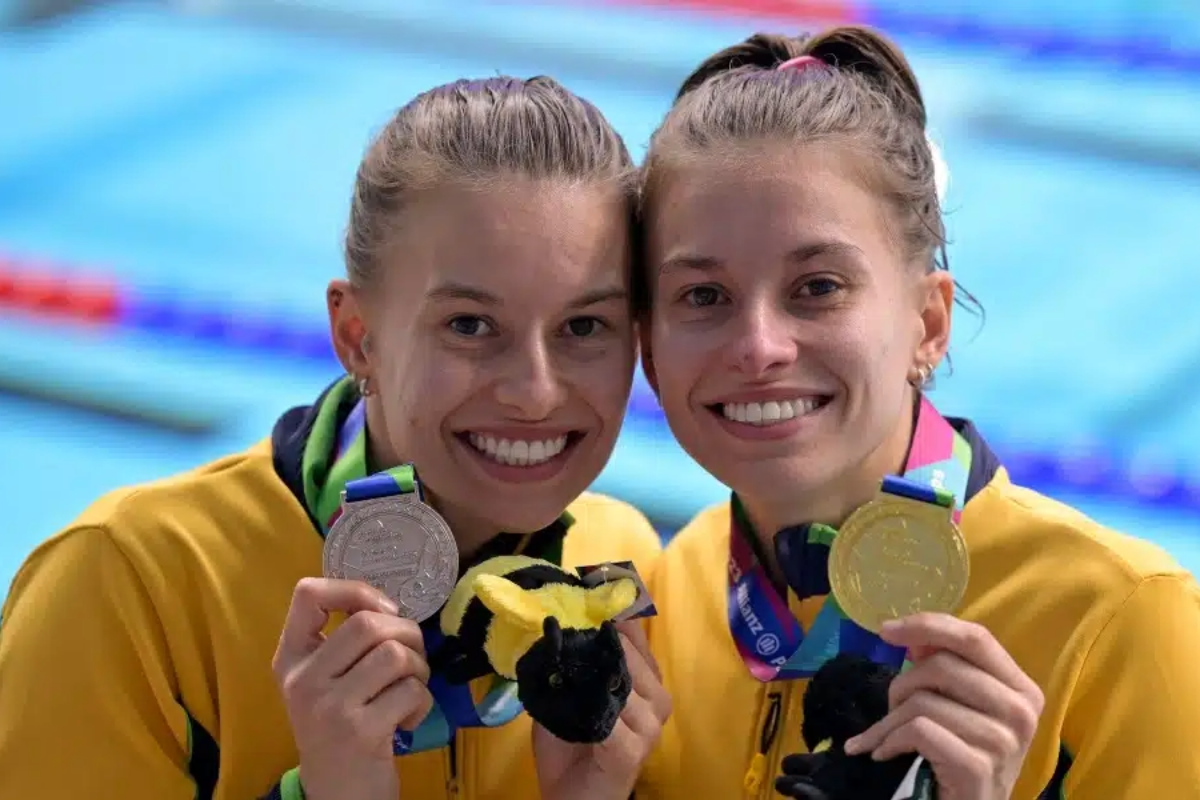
[2,0,1199,597]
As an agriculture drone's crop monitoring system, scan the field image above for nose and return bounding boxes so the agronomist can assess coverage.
[493,339,567,419]
[725,301,797,377]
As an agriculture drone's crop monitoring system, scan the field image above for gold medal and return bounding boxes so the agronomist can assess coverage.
[828,493,969,633]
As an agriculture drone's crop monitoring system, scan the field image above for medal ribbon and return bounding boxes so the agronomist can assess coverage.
[300,377,565,753]
[728,395,973,681]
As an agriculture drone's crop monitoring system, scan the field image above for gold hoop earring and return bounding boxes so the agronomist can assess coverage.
[910,363,935,390]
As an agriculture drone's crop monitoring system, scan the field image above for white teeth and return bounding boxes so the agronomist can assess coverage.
[721,398,822,426]
[467,433,569,466]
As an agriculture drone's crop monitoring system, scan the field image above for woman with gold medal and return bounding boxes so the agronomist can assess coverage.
[634,24,1200,800]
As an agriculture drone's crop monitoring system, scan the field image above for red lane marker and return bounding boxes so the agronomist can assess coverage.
[603,0,858,24]
[0,256,121,326]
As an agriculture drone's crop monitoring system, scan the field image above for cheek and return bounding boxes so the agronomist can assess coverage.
[822,313,897,383]
[574,348,637,419]
[826,316,912,427]
[649,321,708,399]
[376,337,473,428]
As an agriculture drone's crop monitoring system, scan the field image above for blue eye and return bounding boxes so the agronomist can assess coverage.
[684,286,724,307]
[448,316,494,337]
[797,278,842,298]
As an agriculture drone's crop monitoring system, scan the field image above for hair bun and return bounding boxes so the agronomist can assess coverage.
[675,32,806,100]
[803,25,926,128]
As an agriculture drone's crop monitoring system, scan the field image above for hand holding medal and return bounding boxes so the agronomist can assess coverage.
[842,614,1045,800]
[271,465,461,800]
[828,478,1044,800]
[272,578,433,800]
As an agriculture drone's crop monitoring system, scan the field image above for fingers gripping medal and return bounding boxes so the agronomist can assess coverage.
[829,476,969,633]
[323,464,459,622]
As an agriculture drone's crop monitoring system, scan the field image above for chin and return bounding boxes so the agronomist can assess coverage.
[493,505,574,535]
[712,447,842,503]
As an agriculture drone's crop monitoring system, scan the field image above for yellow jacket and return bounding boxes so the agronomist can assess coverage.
[640,417,1200,799]
[0,426,660,800]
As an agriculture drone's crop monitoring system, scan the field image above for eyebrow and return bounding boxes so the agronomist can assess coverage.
[427,282,501,305]
[658,240,863,275]
[426,282,628,309]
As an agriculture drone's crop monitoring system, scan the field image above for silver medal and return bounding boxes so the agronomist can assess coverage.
[323,493,459,622]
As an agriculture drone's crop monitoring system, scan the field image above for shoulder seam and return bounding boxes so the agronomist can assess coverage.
[973,480,1179,584]
[77,447,271,535]
[1062,573,1193,754]
[1080,574,1195,665]
[58,524,181,681]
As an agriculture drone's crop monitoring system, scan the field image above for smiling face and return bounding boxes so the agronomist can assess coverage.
[332,177,635,541]
[644,143,952,527]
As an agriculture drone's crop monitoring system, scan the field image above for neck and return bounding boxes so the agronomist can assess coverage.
[364,401,500,562]
[425,493,506,562]
[740,389,920,581]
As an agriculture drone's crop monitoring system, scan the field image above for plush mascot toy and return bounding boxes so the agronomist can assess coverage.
[775,654,935,800]
[432,555,646,744]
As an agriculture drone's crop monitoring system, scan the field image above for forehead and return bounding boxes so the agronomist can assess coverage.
[648,144,892,267]
[384,178,631,303]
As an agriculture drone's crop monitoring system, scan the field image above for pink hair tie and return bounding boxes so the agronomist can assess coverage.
[776,55,824,72]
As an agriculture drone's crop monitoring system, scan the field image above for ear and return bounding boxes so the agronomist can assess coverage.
[474,574,545,631]
[913,270,953,374]
[584,578,639,624]
[542,615,564,655]
[327,279,372,379]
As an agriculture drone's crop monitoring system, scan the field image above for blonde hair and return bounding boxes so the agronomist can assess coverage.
[345,76,637,286]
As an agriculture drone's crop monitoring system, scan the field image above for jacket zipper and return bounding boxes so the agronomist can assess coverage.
[743,690,783,797]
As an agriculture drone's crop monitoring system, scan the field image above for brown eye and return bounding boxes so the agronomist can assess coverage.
[563,316,605,338]
[548,673,563,688]
[684,286,723,308]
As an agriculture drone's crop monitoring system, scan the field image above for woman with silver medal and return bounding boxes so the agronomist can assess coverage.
[0,77,668,800]
[271,78,671,800]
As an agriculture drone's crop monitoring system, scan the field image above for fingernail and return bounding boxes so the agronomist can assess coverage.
[381,598,400,615]
[843,736,863,755]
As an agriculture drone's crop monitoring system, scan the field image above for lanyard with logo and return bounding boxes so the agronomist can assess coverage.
[727,395,974,681]
[303,378,566,753]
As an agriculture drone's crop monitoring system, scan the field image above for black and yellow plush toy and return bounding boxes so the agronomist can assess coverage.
[775,654,935,800]
[433,555,643,744]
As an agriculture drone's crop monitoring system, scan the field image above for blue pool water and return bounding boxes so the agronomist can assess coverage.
[1,0,1198,594]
